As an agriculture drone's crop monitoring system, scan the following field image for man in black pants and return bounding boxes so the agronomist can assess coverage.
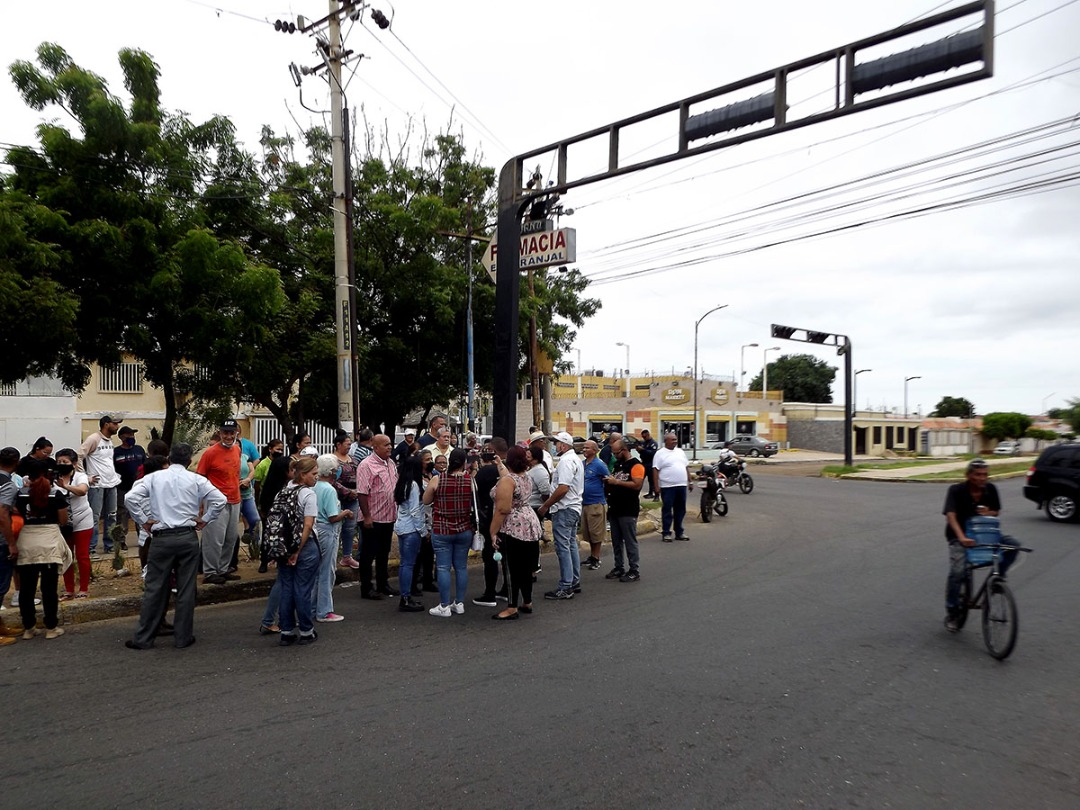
[472,437,508,607]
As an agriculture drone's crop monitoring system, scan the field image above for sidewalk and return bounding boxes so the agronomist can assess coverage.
[3,514,660,627]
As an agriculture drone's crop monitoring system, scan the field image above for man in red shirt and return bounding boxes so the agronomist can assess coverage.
[196,419,242,585]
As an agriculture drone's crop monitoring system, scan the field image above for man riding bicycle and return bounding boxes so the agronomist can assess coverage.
[942,458,1019,632]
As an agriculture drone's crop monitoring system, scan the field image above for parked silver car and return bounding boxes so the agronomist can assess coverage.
[715,435,778,458]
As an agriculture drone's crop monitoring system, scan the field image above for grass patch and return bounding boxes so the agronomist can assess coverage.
[822,458,965,477]
[909,461,1032,481]
[640,499,661,511]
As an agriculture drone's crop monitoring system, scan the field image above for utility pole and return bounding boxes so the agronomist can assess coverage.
[465,208,475,432]
[328,1,353,432]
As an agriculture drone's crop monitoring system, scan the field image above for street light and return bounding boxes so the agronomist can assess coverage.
[740,343,759,394]
[762,346,781,402]
[853,369,872,417]
[615,341,630,398]
[693,304,728,460]
[904,375,921,417]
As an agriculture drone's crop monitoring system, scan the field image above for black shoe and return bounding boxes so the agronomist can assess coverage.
[377,588,398,599]
[491,611,519,621]
[125,640,152,650]
[361,592,385,600]
[605,568,626,580]
[259,624,279,635]
[473,595,498,607]
[203,574,226,585]
[278,633,298,646]
[175,637,196,649]
[586,557,601,571]
[519,605,533,614]
[545,589,574,600]
[223,573,241,581]
[572,581,582,594]
[257,562,269,574]
[120,542,128,551]
[676,535,690,542]
[297,631,318,645]
[620,570,641,582]
[399,597,425,613]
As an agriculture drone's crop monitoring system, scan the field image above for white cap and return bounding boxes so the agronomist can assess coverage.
[299,446,319,457]
[550,431,574,446]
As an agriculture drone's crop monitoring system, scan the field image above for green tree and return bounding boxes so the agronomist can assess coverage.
[748,353,836,402]
[930,396,975,418]
[1055,398,1080,433]
[5,44,284,442]
[980,412,1032,441]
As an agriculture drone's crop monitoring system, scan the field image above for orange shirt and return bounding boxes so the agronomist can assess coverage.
[196,443,242,504]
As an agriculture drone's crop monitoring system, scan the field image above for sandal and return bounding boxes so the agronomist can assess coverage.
[60,593,75,602]
[75,593,89,599]
[259,624,280,635]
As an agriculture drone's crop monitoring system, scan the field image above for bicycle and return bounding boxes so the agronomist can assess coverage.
[950,517,1032,660]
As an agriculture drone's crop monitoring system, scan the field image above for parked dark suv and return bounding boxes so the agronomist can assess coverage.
[1023,443,1080,522]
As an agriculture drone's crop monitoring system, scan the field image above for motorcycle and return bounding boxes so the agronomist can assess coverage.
[696,464,729,522]
[717,457,754,494]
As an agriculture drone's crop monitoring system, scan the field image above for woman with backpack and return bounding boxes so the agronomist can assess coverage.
[272,456,319,646]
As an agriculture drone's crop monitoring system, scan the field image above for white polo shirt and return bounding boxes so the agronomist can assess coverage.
[550,448,583,514]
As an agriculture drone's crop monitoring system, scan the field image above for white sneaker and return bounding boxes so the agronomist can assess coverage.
[429,604,452,618]
[451,601,465,615]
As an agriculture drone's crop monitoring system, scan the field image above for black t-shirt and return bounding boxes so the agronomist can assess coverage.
[16,485,69,526]
[606,457,644,518]
[943,481,1000,541]
[113,443,147,488]
[17,455,56,477]
[260,455,292,514]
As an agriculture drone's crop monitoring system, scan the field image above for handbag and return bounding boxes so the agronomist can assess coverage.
[469,476,484,551]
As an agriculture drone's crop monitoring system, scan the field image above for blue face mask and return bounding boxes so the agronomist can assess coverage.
[335,466,343,480]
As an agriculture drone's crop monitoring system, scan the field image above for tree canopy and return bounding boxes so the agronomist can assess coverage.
[748,353,836,403]
[930,396,975,418]
[980,412,1032,441]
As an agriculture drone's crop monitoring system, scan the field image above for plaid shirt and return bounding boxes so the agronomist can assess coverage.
[356,453,398,523]
[432,473,474,535]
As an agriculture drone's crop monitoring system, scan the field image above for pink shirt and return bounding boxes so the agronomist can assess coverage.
[355,453,398,523]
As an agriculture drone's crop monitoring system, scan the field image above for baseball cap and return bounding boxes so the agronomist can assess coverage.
[219,419,239,432]
[99,415,123,427]
[528,430,547,443]
[118,426,137,436]
[299,446,319,457]
[550,431,574,446]
[404,430,415,437]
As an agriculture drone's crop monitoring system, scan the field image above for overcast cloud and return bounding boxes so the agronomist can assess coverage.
[3,0,1077,416]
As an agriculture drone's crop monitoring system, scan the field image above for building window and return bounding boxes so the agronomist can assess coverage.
[99,362,144,394]
[873,426,882,445]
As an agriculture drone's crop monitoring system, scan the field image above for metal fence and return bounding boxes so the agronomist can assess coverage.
[252,417,338,456]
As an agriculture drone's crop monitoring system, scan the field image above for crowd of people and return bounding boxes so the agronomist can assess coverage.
[0,414,702,649]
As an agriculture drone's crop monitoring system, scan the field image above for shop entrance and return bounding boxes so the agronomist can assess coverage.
[661,420,693,449]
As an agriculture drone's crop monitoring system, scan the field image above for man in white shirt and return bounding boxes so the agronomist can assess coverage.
[80,415,123,557]
[652,432,693,542]
[123,443,226,650]
[538,431,584,600]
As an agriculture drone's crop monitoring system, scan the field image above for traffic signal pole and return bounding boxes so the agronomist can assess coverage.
[492,1,994,443]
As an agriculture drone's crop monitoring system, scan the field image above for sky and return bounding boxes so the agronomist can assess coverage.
[3,0,1079,417]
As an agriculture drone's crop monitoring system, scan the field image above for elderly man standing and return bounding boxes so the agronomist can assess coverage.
[427,427,454,466]
[652,431,692,542]
[418,415,447,449]
[538,431,584,600]
[527,430,555,472]
[124,443,226,650]
[196,418,243,584]
[356,434,399,600]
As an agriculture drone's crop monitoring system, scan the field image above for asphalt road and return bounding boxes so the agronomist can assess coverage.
[4,475,1078,809]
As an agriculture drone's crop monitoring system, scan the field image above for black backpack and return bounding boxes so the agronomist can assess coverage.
[262,485,304,561]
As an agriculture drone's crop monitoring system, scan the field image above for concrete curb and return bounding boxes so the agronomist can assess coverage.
[837,470,1029,484]
[52,516,659,627]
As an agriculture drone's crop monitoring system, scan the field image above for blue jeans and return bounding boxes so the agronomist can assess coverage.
[240,498,261,541]
[660,486,687,538]
[261,579,280,628]
[551,508,581,590]
[339,497,358,559]
[277,540,320,636]
[432,531,472,607]
[397,531,421,598]
[313,522,340,618]
[87,486,117,552]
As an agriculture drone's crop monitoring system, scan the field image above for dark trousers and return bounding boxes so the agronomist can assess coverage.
[359,521,393,595]
[133,530,199,648]
[479,525,502,599]
[660,486,687,538]
[643,462,656,496]
[412,535,436,591]
[501,535,540,608]
[17,564,59,631]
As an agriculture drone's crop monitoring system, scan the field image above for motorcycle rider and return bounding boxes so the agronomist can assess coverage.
[716,446,740,483]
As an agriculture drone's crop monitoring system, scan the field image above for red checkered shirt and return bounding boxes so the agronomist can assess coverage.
[356,453,399,523]
[432,473,475,535]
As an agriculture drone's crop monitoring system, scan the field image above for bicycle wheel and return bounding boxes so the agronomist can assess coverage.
[982,577,1018,660]
[700,491,712,523]
[954,574,971,630]
[739,473,754,494]
[715,493,729,517]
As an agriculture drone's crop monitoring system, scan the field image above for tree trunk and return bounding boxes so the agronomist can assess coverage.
[161,370,178,447]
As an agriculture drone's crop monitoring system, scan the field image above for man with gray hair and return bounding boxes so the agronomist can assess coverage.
[538,432,584,600]
[652,431,692,542]
[124,444,226,650]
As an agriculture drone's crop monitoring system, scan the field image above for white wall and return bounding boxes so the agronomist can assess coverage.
[0,396,81,454]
